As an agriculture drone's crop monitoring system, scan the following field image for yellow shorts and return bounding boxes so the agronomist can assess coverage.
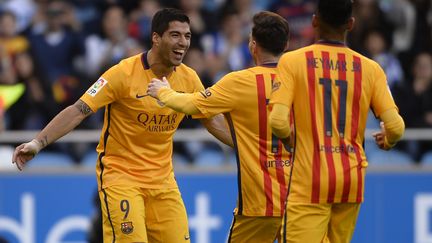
[282,202,360,243]
[227,214,282,243]
[99,186,190,243]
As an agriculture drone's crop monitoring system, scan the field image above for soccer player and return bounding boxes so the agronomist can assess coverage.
[12,8,232,243]
[268,0,405,242]
[147,11,291,242]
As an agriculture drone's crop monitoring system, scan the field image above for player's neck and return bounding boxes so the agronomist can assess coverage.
[256,53,279,66]
[147,49,174,78]
[316,22,347,45]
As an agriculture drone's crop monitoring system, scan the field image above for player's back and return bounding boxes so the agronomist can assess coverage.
[193,64,292,216]
[276,41,396,204]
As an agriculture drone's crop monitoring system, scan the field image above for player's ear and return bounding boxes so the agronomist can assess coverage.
[152,32,160,47]
[347,17,355,32]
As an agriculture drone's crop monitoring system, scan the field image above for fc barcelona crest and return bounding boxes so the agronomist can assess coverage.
[121,221,134,234]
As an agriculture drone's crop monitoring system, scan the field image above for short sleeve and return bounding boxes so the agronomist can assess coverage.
[80,64,127,112]
[370,62,397,117]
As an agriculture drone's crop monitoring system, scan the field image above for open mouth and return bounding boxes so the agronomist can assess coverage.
[173,49,185,59]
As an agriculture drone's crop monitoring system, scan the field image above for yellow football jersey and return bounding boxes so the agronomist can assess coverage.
[192,64,292,217]
[81,52,204,190]
[270,42,397,204]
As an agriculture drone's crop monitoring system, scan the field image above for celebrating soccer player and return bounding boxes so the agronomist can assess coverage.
[12,8,232,243]
[269,0,405,242]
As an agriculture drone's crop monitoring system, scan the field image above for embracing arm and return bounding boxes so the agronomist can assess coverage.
[158,88,234,147]
[200,114,234,148]
[158,88,200,115]
[148,77,233,147]
[12,99,93,170]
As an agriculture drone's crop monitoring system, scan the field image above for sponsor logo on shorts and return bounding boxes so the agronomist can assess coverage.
[87,78,108,97]
[121,221,134,234]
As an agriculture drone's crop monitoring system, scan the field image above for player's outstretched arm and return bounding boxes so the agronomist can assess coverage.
[12,99,93,170]
[372,108,405,150]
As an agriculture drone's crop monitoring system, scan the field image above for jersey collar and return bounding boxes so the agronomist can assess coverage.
[316,39,346,47]
[141,51,150,70]
[260,62,278,68]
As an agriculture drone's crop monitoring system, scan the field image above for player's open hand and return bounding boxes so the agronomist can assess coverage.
[147,77,170,99]
[12,139,42,171]
[372,122,391,151]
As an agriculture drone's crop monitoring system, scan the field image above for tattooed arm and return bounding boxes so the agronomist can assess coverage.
[12,99,93,170]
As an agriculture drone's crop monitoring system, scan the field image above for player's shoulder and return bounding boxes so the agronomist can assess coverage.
[115,53,144,76]
[347,48,377,64]
[176,63,199,77]
[219,69,253,83]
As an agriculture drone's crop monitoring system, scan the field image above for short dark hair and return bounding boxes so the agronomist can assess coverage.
[317,0,353,28]
[151,8,190,37]
[252,11,290,56]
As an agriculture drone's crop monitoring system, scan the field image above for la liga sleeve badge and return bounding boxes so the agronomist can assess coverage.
[87,78,108,97]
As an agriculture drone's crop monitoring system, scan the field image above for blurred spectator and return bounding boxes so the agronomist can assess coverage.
[28,0,85,112]
[270,0,315,50]
[6,52,54,130]
[68,0,104,37]
[128,0,161,47]
[0,10,29,85]
[183,46,212,88]
[85,5,142,80]
[221,0,262,38]
[410,0,432,54]
[0,0,36,33]
[0,45,15,85]
[380,0,416,54]
[348,0,393,53]
[0,10,29,57]
[201,9,251,82]
[363,29,404,90]
[393,52,432,161]
[179,0,217,47]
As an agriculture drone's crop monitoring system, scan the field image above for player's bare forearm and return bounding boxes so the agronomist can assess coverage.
[35,99,93,149]
[200,114,234,147]
[12,99,93,170]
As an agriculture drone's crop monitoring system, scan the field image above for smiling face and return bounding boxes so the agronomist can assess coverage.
[153,21,191,67]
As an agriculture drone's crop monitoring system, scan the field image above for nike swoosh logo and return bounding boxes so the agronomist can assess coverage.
[136,94,149,98]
